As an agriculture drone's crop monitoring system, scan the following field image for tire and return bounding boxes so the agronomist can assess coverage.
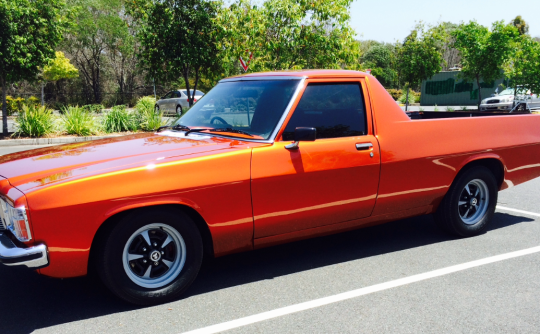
[176,105,183,115]
[434,166,498,237]
[96,208,203,305]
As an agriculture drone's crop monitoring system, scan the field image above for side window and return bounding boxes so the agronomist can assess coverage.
[174,91,181,98]
[164,92,173,99]
[282,83,367,140]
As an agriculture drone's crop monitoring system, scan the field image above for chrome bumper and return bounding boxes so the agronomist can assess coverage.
[0,232,48,268]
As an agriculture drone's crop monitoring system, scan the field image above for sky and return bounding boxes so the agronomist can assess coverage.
[349,0,540,43]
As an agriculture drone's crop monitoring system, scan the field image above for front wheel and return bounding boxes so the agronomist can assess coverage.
[96,208,203,305]
[434,166,498,237]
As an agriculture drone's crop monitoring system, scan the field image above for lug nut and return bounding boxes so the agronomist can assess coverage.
[143,259,147,263]
[161,251,164,255]
[154,262,159,266]
[142,247,147,252]
[153,242,158,247]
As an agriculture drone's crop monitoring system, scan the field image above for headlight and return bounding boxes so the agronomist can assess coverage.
[0,198,32,242]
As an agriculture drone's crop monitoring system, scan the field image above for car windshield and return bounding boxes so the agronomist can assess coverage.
[174,80,300,140]
[182,90,204,96]
[499,88,527,96]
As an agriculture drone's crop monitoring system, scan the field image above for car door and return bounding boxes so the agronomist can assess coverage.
[160,92,173,112]
[251,79,381,238]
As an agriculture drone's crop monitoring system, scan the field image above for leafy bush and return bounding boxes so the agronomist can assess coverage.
[446,107,455,112]
[82,104,104,113]
[61,106,96,136]
[26,96,41,107]
[135,96,165,131]
[15,104,56,137]
[386,89,402,100]
[1,96,25,116]
[398,92,416,104]
[102,105,136,133]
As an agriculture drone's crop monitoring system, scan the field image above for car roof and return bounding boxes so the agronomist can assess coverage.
[224,70,368,80]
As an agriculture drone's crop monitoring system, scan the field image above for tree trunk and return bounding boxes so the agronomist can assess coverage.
[41,82,45,106]
[192,68,200,108]
[1,76,7,135]
[183,66,192,107]
[476,76,482,110]
[405,86,410,112]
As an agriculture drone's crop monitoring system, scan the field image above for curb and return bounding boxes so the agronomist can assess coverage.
[0,135,126,146]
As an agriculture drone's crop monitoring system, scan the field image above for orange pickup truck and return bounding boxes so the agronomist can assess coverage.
[1,70,540,305]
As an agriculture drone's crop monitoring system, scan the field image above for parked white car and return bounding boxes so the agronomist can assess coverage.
[155,89,205,115]
[480,87,539,112]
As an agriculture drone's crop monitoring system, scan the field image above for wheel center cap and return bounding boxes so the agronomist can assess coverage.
[150,250,161,262]
[471,198,478,206]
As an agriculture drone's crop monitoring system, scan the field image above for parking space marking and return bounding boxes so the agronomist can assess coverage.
[497,205,540,217]
[181,245,540,334]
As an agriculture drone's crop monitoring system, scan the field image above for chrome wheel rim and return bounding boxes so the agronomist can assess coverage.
[122,223,186,289]
[176,106,182,115]
[458,179,489,225]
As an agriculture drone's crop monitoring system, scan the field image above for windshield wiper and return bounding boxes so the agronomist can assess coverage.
[205,128,254,137]
[158,125,253,137]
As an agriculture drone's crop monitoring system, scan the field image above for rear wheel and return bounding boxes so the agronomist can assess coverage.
[96,208,203,305]
[176,105,183,115]
[434,166,498,237]
[155,105,160,113]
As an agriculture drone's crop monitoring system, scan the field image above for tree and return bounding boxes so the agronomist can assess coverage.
[504,36,540,103]
[360,43,397,88]
[215,0,359,79]
[42,51,79,82]
[396,25,444,110]
[452,21,519,108]
[129,0,221,107]
[511,15,529,36]
[0,0,68,134]
[41,51,79,105]
[63,0,134,104]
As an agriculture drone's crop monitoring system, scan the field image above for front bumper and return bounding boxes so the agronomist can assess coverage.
[480,102,512,111]
[0,232,48,268]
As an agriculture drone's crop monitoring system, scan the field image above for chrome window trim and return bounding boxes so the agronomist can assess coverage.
[269,77,307,142]
[219,76,305,83]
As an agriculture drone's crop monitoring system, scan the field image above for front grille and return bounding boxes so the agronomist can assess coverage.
[487,99,500,104]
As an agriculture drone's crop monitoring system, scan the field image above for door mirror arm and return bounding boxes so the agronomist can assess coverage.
[285,127,316,150]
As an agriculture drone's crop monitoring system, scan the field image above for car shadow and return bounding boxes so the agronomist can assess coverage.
[0,212,534,334]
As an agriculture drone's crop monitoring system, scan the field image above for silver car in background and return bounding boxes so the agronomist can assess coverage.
[155,89,205,115]
[480,87,539,112]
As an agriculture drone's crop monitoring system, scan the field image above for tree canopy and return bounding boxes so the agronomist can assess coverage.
[0,0,69,134]
[452,21,519,106]
[504,36,540,96]
[42,51,79,82]
[511,15,529,36]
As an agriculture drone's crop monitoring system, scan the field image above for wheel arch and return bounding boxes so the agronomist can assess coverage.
[455,156,505,190]
[88,204,214,275]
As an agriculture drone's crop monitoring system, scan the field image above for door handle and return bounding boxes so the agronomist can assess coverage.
[355,143,373,151]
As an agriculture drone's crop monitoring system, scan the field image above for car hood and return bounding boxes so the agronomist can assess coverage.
[0,132,265,194]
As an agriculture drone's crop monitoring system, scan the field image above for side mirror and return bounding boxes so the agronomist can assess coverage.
[285,127,316,150]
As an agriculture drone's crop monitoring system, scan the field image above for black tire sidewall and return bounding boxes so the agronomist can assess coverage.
[446,166,498,236]
[176,105,182,115]
[98,208,203,305]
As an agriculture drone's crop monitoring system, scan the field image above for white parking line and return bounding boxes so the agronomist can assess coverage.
[497,205,540,217]
[181,245,540,334]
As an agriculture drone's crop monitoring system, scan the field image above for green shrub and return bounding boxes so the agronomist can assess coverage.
[82,104,104,114]
[135,96,165,131]
[386,89,402,100]
[26,96,41,107]
[102,105,136,133]
[15,104,56,137]
[446,107,455,112]
[61,106,96,136]
[1,96,25,116]
[398,92,416,104]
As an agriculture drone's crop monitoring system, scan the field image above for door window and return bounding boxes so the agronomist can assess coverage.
[163,92,173,99]
[282,83,367,140]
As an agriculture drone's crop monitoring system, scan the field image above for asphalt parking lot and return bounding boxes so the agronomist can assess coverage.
[0,144,539,334]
